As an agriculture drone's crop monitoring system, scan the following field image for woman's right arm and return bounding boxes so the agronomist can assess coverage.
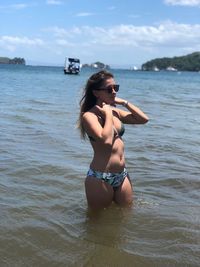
[82,105,114,145]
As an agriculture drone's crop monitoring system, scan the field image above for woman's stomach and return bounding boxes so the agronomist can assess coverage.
[90,138,125,172]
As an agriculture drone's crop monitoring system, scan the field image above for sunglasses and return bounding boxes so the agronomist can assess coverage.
[98,84,120,94]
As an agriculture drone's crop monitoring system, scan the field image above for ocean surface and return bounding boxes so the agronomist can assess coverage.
[0,64,199,267]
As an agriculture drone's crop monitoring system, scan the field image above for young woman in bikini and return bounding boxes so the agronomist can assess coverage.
[78,70,149,210]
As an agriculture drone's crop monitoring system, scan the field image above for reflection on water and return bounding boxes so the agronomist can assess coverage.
[81,205,133,267]
[85,204,132,246]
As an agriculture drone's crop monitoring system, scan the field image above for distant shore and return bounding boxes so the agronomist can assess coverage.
[0,57,25,65]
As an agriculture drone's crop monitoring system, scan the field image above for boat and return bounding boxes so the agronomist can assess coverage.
[153,66,160,72]
[166,66,178,72]
[130,66,139,71]
[64,57,81,74]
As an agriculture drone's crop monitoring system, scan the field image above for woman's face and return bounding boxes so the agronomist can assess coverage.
[94,78,117,105]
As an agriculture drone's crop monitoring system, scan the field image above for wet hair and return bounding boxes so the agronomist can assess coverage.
[77,70,114,139]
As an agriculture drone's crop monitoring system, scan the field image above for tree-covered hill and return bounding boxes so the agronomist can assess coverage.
[0,57,26,65]
[141,52,200,71]
[82,61,110,69]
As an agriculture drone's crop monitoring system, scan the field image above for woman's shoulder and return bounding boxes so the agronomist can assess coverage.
[82,108,104,127]
[82,108,99,121]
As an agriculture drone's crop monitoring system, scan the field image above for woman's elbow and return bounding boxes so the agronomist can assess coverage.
[143,116,149,124]
[131,114,149,124]
[137,117,149,124]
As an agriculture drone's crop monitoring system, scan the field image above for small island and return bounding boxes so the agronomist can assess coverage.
[141,52,200,72]
[82,61,110,69]
[0,57,26,65]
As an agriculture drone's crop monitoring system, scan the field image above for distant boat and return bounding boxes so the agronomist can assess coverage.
[166,66,177,72]
[92,63,98,68]
[131,66,139,71]
[64,57,81,75]
[153,66,160,72]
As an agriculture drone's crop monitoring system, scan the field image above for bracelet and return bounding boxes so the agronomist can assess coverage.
[122,100,128,107]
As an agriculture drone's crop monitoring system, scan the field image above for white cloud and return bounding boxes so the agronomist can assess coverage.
[164,0,200,6]
[3,21,200,52]
[43,26,69,37]
[0,36,44,52]
[40,21,200,64]
[56,39,75,46]
[0,3,29,10]
[1,36,44,45]
[46,0,63,5]
[11,4,28,9]
[128,14,140,19]
[76,12,94,17]
[108,6,116,10]
[49,21,200,50]
[1,21,200,64]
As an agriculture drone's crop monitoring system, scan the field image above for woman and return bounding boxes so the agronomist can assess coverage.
[78,70,149,210]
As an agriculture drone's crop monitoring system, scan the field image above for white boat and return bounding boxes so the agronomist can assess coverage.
[92,63,98,68]
[64,57,81,75]
[166,66,177,72]
[153,66,160,72]
[131,66,139,71]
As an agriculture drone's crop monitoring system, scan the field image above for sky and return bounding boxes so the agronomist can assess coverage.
[1,0,200,68]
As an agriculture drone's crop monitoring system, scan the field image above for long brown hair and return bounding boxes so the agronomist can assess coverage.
[77,70,114,139]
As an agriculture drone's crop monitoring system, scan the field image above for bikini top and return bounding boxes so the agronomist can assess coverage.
[118,122,125,137]
[88,122,125,142]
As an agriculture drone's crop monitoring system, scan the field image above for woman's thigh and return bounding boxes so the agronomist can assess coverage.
[113,176,133,207]
[85,176,114,210]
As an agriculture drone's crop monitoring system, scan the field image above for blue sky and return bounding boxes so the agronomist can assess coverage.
[1,0,200,68]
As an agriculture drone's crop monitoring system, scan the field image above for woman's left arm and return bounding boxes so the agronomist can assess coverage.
[114,97,149,124]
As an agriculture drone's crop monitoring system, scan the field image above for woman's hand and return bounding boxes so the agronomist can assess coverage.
[114,97,127,106]
[95,102,113,118]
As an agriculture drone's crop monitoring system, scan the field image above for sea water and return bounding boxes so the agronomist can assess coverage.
[0,64,200,266]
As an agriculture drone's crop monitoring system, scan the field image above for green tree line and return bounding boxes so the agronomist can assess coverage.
[0,57,26,65]
[142,52,200,71]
